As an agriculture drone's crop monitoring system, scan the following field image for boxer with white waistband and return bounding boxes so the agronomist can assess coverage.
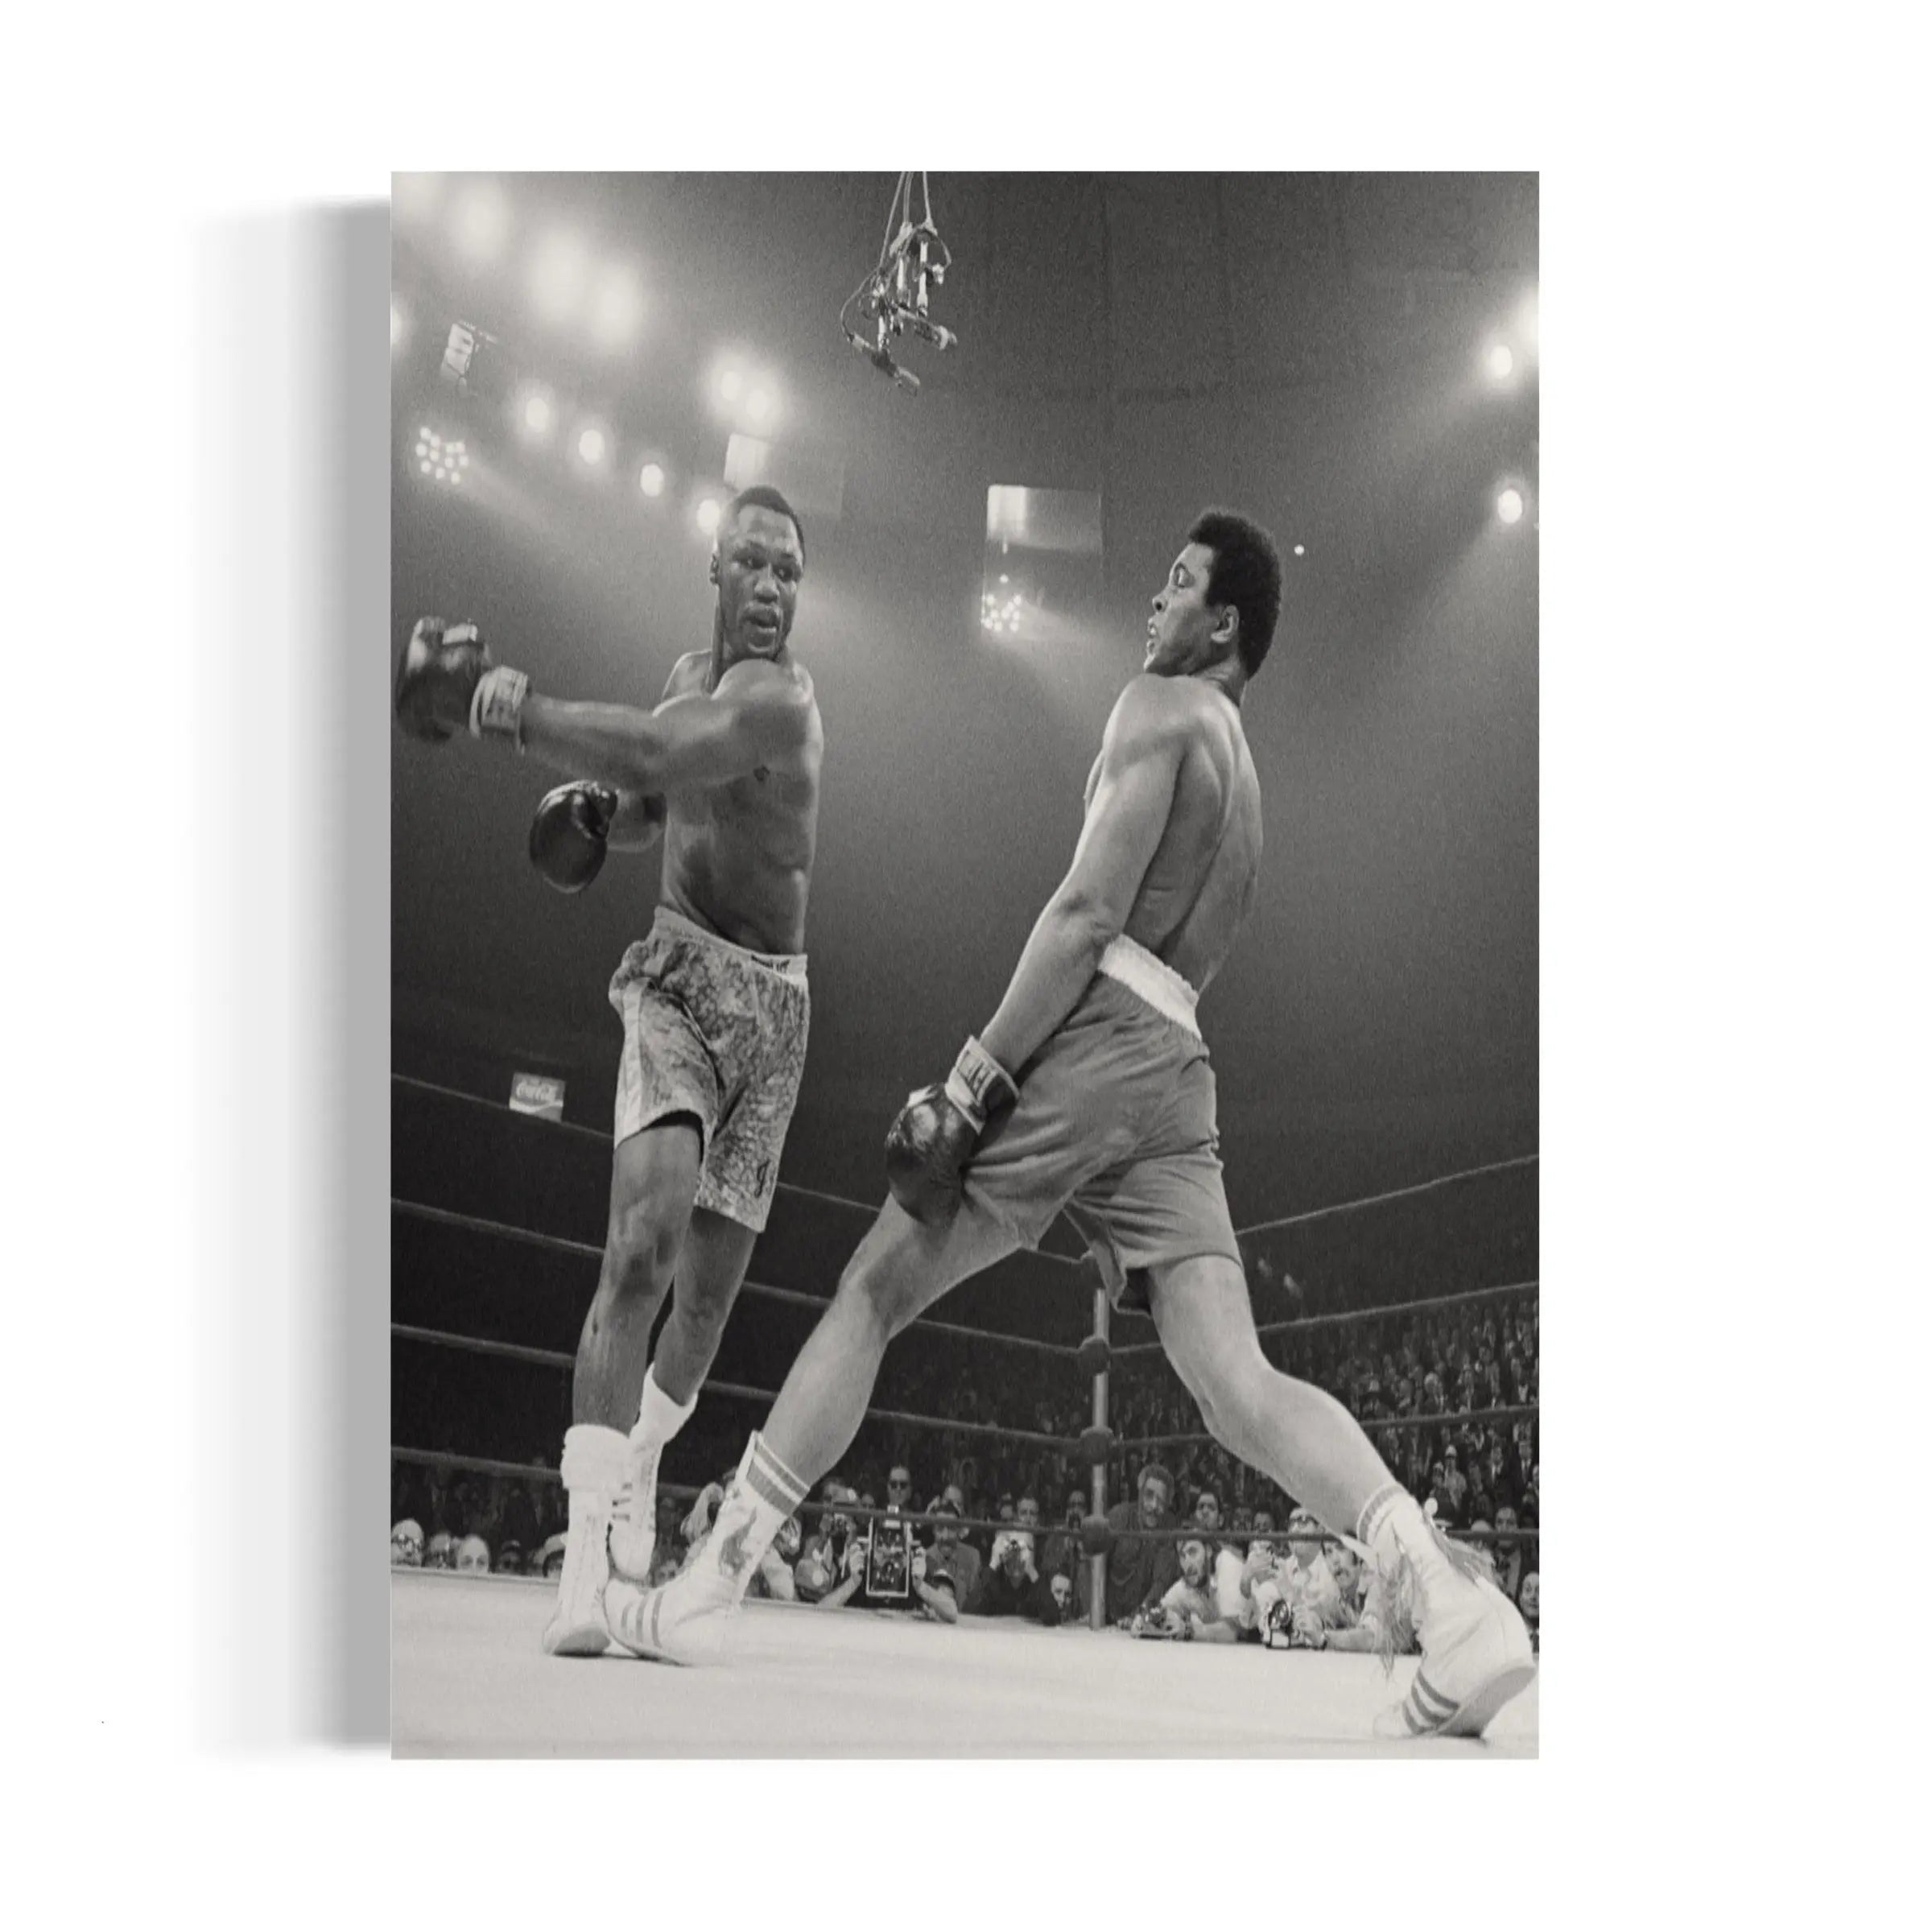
[609,509,1534,1741]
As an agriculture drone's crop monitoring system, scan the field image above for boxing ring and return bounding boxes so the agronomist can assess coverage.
[390,1074,1539,1757]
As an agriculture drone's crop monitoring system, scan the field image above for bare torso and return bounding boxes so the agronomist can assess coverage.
[654,650,823,955]
[1084,675,1261,996]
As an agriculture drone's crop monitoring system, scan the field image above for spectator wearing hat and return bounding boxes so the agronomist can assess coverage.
[391,1519,424,1568]
[921,1497,981,1608]
[1091,1463,1182,1623]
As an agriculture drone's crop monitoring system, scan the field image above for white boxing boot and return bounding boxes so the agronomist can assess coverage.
[540,1424,630,1657]
[607,1369,696,1584]
[605,1430,807,1666]
[1359,1486,1536,1740]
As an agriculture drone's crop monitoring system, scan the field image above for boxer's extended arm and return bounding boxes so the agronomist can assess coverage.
[979,679,1185,1075]
[605,790,667,851]
[517,663,814,793]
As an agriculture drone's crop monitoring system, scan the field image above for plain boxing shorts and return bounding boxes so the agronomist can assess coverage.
[961,935,1242,1310]
[609,906,810,1231]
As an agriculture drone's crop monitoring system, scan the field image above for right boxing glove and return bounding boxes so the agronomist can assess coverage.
[529,781,617,894]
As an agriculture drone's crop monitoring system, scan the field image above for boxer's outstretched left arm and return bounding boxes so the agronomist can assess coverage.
[977,675,1186,1075]
[518,662,814,792]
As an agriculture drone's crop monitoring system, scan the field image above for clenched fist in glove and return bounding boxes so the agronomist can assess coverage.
[394,617,530,746]
[883,1036,1018,1226]
[530,781,618,894]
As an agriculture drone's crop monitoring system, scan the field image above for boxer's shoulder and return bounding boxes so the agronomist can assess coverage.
[662,650,711,699]
[1105,672,1218,749]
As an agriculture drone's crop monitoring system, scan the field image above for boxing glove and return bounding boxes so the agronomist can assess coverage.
[530,781,618,893]
[394,617,528,745]
[884,1036,1018,1226]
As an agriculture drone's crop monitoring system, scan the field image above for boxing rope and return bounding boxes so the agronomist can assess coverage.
[391,1071,1538,1631]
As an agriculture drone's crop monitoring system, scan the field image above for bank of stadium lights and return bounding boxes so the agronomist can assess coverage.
[576,423,609,469]
[415,427,469,487]
[638,461,667,498]
[1484,341,1515,383]
[1496,485,1526,526]
[695,494,722,538]
[452,179,511,264]
[981,577,1024,635]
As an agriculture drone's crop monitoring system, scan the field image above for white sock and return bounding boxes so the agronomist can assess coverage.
[1356,1482,1445,1580]
[561,1422,631,1505]
[632,1365,697,1453]
[691,1431,811,1603]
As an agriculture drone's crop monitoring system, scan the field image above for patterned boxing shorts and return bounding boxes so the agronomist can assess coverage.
[609,906,810,1232]
[960,935,1241,1312]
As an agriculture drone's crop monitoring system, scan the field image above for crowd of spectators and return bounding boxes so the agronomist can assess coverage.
[393,1290,1538,1641]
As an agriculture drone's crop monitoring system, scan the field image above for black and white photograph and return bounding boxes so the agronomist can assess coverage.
[388,170,1541,1756]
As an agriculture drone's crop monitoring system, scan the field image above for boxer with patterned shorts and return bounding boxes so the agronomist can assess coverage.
[394,485,823,1657]
[609,507,1535,1739]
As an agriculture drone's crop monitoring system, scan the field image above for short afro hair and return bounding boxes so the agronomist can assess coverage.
[1187,507,1282,675]
[723,484,806,564]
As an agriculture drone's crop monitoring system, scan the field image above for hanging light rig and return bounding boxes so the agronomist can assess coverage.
[841,171,956,393]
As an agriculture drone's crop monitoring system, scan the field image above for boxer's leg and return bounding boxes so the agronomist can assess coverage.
[762,1195,1018,1483]
[544,1121,700,1656]
[1145,1253,1393,1538]
[1148,1253,1534,1734]
[573,1118,703,1424]
[651,1206,758,1405]
[605,1206,754,1580]
[604,1196,1018,1662]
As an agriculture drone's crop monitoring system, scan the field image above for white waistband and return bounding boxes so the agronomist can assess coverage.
[1097,935,1199,1037]
[654,906,808,984]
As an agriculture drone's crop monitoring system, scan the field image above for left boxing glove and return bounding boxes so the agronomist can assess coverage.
[394,617,529,745]
[883,1036,1018,1227]
[530,781,617,894]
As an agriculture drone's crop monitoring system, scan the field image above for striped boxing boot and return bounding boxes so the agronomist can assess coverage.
[1359,1484,1537,1740]
[605,1431,809,1666]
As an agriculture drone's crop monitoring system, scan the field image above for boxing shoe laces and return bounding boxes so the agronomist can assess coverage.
[1371,1507,1535,1740]
[606,1440,663,1583]
[540,1513,614,1658]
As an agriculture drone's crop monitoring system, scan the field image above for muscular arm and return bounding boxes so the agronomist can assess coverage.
[518,661,814,794]
[978,679,1185,1075]
[605,789,667,852]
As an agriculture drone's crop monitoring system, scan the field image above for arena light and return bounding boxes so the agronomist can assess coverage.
[1496,485,1525,526]
[1292,543,1306,558]
[745,383,776,427]
[588,263,645,349]
[530,229,592,325]
[715,363,744,406]
[1485,341,1515,382]
[452,179,510,264]
[414,427,470,488]
[576,423,609,469]
[638,461,667,498]
[695,494,722,537]
[517,387,556,440]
